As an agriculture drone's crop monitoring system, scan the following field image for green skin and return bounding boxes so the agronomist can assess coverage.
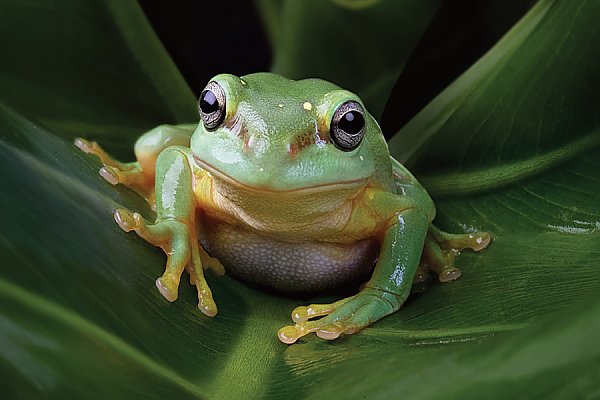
[75,73,490,344]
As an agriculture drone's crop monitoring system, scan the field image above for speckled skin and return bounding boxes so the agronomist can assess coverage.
[200,215,379,293]
[75,72,491,344]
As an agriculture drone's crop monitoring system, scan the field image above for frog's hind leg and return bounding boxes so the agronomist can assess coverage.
[422,226,491,283]
[75,124,196,207]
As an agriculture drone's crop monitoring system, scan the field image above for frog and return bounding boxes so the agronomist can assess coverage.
[75,73,490,344]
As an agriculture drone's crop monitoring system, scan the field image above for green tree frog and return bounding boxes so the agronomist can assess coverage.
[75,73,490,344]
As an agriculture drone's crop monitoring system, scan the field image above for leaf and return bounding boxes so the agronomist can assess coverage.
[380,0,538,134]
[389,0,600,181]
[0,0,196,155]
[1,0,600,399]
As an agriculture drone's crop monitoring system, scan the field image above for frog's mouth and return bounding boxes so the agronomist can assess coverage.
[193,155,369,194]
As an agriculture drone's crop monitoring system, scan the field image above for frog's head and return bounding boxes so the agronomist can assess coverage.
[191,73,387,195]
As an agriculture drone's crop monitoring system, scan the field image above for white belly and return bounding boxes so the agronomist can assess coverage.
[200,219,379,293]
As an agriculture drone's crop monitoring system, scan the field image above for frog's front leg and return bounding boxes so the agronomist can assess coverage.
[278,206,428,344]
[114,145,218,316]
[75,124,195,206]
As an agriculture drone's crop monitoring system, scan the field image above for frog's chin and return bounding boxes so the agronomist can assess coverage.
[193,155,369,194]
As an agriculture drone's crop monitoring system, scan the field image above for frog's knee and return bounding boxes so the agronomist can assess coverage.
[135,125,184,157]
[135,125,193,172]
[155,145,191,167]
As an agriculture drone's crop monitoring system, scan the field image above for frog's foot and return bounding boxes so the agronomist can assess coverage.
[422,234,461,283]
[424,227,491,283]
[278,289,400,344]
[430,225,491,252]
[197,245,226,276]
[75,138,134,171]
[114,208,218,317]
[99,164,155,207]
[74,138,155,207]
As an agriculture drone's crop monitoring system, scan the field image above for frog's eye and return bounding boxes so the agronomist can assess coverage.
[199,81,226,130]
[330,100,366,151]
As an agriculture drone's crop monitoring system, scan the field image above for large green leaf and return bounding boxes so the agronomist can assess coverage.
[1,0,599,398]
[0,0,196,157]
[390,0,600,182]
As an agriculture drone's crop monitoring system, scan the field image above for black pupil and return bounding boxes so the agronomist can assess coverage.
[338,111,364,135]
[200,90,219,114]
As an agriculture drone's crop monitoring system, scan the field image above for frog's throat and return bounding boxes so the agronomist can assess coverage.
[193,155,368,194]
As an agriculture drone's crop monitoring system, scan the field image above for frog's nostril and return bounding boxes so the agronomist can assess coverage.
[288,125,327,159]
[287,131,315,160]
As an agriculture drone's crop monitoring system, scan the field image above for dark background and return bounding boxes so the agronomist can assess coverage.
[139,0,535,138]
